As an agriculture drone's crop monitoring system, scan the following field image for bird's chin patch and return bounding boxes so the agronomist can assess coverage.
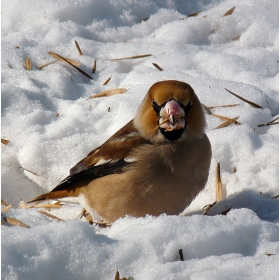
[159,128,184,141]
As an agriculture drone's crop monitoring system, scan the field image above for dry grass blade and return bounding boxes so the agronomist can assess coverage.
[7,64,13,69]
[179,249,184,261]
[220,205,232,215]
[223,6,235,16]
[27,203,63,209]
[207,104,239,109]
[202,104,212,115]
[78,209,93,225]
[213,114,241,124]
[93,221,112,228]
[92,60,97,73]
[38,60,58,69]
[214,116,240,129]
[258,122,278,127]
[48,52,81,66]
[19,200,27,209]
[225,88,263,108]
[2,204,13,213]
[1,138,10,145]
[103,76,111,85]
[109,54,152,61]
[115,270,120,280]
[20,167,39,176]
[188,11,200,17]
[139,17,149,22]
[39,210,65,222]
[202,201,217,215]
[202,104,240,122]
[232,35,241,41]
[49,52,92,79]
[152,63,163,71]
[258,117,279,127]
[24,57,32,70]
[1,199,8,206]
[75,40,83,55]
[4,217,30,228]
[88,88,128,99]
[202,104,241,125]
[216,161,223,202]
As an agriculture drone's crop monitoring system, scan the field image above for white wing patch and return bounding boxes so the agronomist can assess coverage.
[124,157,137,163]
[94,158,112,166]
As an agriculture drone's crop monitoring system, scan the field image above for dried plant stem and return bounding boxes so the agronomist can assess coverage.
[216,161,223,202]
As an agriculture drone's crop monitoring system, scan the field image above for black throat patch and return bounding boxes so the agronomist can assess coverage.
[159,128,184,141]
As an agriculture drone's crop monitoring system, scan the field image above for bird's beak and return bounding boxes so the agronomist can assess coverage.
[159,100,186,131]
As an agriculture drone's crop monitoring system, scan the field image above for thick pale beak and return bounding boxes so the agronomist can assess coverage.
[159,100,185,131]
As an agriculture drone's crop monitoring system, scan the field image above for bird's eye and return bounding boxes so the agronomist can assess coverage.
[152,99,162,116]
[184,99,192,116]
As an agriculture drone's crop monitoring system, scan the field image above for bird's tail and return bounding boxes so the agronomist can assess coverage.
[27,189,80,204]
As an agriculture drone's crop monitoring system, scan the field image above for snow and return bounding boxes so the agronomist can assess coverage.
[1,0,279,279]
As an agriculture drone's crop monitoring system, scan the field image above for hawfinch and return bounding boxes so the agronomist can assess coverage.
[28,80,211,223]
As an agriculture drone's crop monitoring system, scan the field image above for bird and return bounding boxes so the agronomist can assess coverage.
[28,80,212,223]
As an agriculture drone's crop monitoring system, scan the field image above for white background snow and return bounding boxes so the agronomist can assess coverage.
[1,0,279,279]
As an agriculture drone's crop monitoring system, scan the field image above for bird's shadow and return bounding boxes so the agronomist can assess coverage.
[184,189,279,222]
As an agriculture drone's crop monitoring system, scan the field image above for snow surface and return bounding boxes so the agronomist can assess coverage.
[1,0,279,279]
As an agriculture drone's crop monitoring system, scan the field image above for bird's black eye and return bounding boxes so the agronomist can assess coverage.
[152,99,162,116]
[184,99,192,116]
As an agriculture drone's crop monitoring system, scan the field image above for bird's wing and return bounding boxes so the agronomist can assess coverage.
[51,119,150,192]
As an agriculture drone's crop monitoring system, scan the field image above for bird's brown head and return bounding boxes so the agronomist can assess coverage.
[134,80,206,142]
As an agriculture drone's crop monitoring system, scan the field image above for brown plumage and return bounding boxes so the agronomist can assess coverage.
[28,80,211,223]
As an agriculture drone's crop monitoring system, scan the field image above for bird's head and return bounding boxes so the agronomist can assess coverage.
[134,80,206,142]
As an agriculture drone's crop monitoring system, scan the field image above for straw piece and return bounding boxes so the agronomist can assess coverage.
[109,54,152,61]
[207,104,239,109]
[223,6,235,16]
[1,139,10,145]
[38,60,58,69]
[103,76,111,85]
[152,63,163,71]
[4,217,30,228]
[202,201,217,215]
[232,35,240,41]
[213,114,241,124]
[78,209,93,225]
[88,88,128,99]
[20,167,39,176]
[179,249,184,261]
[48,52,92,79]
[220,205,232,215]
[39,210,65,222]
[139,17,149,22]
[115,270,120,280]
[1,199,8,206]
[25,203,63,209]
[216,162,223,202]
[92,60,97,73]
[258,117,279,127]
[188,12,200,17]
[225,88,263,108]
[24,57,32,70]
[75,40,83,55]
[2,204,13,213]
[48,52,81,66]
[214,116,240,129]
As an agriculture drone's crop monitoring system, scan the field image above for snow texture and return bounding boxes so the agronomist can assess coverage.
[1,0,279,279]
